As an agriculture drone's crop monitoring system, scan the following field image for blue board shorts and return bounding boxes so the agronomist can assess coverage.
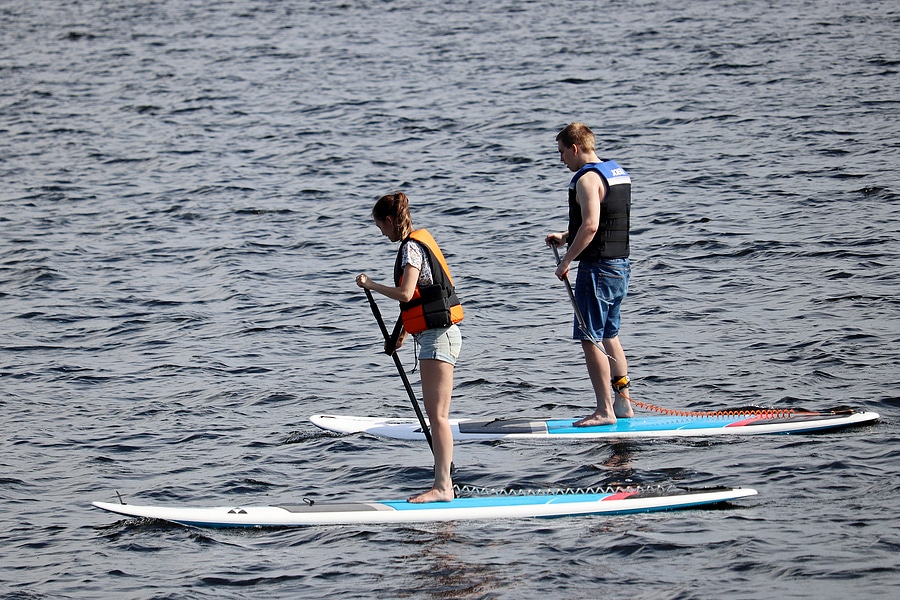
[414,324,462,365]
[573,258,630,341]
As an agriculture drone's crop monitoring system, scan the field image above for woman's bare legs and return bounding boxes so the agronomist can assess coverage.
[408,358,455,503]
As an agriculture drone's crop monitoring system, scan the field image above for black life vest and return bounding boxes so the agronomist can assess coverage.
[566,159,631,260]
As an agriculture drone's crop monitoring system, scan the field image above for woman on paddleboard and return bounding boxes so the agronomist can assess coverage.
[356,191,464,503]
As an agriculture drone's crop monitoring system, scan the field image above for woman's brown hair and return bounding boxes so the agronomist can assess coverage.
[372,191,413,239]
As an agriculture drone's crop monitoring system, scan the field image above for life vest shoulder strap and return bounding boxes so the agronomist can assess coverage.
[407,229,455,286]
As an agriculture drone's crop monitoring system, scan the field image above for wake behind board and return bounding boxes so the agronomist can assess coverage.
[93,486,757,528]
[310,408,879,441]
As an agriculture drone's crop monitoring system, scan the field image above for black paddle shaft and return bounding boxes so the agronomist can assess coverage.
[363,289,435,452]
[550,244,616,361]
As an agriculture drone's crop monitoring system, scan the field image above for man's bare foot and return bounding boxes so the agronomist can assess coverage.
[614,397,634,418]
[573,413,616,427]
[407,488,454,503]
[612,376,634,417]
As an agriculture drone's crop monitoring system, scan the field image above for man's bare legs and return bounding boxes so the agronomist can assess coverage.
[603,336,633,418]
[573,336,632,427]
[408,358,455,503]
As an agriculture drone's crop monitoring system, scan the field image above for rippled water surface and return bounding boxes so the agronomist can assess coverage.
[2,0,899,598]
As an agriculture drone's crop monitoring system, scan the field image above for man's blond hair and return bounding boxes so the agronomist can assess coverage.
[556,122,595,153]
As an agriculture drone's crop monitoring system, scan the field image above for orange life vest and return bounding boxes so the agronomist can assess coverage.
[393,229,464,335]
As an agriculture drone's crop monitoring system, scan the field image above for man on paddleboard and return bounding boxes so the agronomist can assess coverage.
[545,122,634,427]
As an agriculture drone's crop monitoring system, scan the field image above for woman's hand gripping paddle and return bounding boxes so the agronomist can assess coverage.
[363,288,436,452]
[550,244,617,363]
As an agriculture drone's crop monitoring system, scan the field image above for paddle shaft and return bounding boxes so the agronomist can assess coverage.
[550,244,616,362]
[364,289,436,452]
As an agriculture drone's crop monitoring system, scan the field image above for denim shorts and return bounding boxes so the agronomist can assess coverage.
[573,259,631,341]
[414,324,462,365]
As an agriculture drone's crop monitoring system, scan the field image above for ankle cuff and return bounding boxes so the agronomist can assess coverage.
[611,375,630,392]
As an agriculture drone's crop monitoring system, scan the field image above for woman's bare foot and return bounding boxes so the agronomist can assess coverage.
[407,488,454,503]
[573,413,616,427]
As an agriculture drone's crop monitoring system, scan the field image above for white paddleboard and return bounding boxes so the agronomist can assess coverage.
[93,486,758,527]
[310,409,879,441]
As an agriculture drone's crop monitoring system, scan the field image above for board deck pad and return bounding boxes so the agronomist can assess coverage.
[310,408,879,441]
[93,486,758,527]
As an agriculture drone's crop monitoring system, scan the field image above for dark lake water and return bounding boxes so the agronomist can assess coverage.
[2,0,899,598]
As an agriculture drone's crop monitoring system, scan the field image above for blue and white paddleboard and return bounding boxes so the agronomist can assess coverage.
[310,408,878,441]
[93,486,757,527]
